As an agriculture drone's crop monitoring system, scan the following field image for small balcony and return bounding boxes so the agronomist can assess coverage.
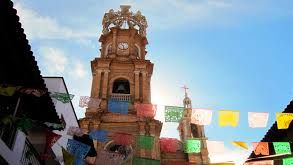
[110,93,132,102]
[21,139,41,165]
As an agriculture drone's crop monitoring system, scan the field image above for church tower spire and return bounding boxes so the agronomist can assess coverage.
[178,86,210,164]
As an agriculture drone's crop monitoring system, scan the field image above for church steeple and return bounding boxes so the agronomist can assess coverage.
[182,85,192,109]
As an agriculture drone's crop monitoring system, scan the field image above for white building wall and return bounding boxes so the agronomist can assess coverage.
[0,130,26,165]
[43,77,79,164]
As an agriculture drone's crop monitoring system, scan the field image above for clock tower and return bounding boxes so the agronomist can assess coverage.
[80,5,162,165]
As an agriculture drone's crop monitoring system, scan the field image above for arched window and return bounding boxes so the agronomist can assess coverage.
[112,79,130,94]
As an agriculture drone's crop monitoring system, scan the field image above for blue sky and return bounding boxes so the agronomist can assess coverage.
[13,0,293,163]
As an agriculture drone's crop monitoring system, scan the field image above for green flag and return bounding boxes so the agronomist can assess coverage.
[133,157,160,165]
[184,139,201,153]
[50,92,74,103]
[283,157,293,165]
[273,142,291,154]
[165,106,184,122]
[136,135,154,150]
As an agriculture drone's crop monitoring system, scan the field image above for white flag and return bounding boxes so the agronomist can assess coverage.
[191,109,213,125]
[248,112,269,128]
[206,140,225,153]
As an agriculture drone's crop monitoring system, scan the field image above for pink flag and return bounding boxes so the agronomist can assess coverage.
[206,140,225,153]
[95,150,124,165]
[248,112,269,128]
[191,109,213,125]
[79,96,101,108]
[112,132,133,145]
[252,142,269,155]
[135,103,157,118]
[160,138,178,153]
[67,126,84,137]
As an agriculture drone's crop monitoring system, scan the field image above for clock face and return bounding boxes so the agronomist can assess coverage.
[118,42,129,50]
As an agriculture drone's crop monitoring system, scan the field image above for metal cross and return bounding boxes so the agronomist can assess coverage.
[182,85,189,97]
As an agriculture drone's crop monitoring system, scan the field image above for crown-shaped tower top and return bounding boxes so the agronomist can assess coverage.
[102,5,148,37]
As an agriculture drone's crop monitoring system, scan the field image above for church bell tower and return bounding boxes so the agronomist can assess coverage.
[178,86,210,164]
[80,5,162,165]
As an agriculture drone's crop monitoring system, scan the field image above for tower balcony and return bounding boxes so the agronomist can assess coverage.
[110,93,132,102]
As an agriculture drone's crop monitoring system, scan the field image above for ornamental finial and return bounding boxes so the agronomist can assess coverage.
[102,5,148,37]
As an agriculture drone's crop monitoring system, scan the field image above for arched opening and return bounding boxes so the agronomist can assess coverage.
[104,141,133,161]
[112,79,130,94]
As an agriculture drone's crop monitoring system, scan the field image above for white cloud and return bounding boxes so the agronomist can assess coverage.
[70,62,87,79]
[14,3,96,41]
[40,47,68,74]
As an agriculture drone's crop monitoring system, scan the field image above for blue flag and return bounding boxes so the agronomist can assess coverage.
[67,139,90,159]
[89,129,108,142]
[108,99,129,114]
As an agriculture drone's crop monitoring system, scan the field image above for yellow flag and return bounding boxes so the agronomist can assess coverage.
[0,86,16,96]
[62,147,75,165]
[231,141,248,150]
[218,110,239,127]
[276,112,293,129]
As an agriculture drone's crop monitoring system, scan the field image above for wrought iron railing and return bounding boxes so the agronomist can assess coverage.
[20,139,41,165]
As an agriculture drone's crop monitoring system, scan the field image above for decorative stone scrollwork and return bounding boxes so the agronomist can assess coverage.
[102,5,148,37]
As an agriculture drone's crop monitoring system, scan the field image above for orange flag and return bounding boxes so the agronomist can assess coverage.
[231,141,248,150]
[252,142,269,155]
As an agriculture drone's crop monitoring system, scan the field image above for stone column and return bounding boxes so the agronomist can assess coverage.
[102,69,110,99]
[141,71,147,103]
[91,70,102,98]
[134,71,140,101]
[149,122,157,159]
[112,28,117,54]
[138,122,146,157]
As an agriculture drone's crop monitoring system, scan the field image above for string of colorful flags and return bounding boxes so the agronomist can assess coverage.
[164,107,293,129]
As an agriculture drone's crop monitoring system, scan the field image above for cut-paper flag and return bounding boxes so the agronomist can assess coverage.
[273,142,291,154]
[44,130,61,153]
[231,141,248,150]
[244,160,274,165]
[165,106,184,122]
[95,150,124,165]
[135,103,157,118]
[113,132,133,145]
[133,157,160,165]
[108,99,129,114]
[248,112,269,128]
[283,157,293,165]
[67,126,84,137]
[67,139,90,159]
[191,109,213,125]
[276,112,293,129]
[50,92,74,103]
[0,85,17,96]
[184,139,201,153]
[89,129,108,142]
[62,147,75,165]
[18,88,46,97]
[137,135,154,150]
[218,110,239,127]
[160,138,178,153]
[252,142,269,155]
[206,140,225,153]
[79,96,101,108]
